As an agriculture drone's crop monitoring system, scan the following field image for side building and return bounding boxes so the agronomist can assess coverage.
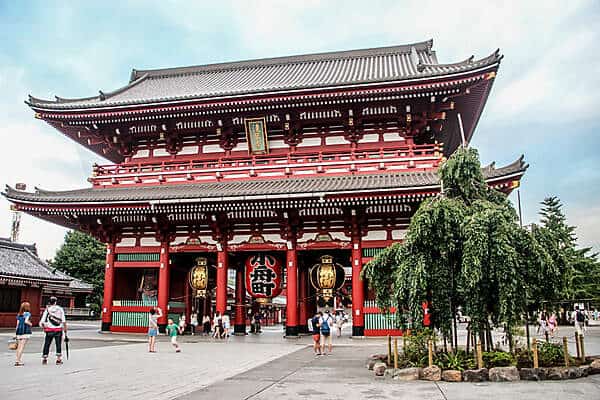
[3,40,526,336]
[0,238,93,327]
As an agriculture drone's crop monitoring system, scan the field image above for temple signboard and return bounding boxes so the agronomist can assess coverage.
[244,117,269,155]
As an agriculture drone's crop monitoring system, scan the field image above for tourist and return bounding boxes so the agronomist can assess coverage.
[319,310,334,355]
[223,313,231,338]
[166,318,182,353]
[178,314,187,335]
[190,312,198,336]
[548,312,558,338]
[335,311,344,338]
[14,302,33,366]
[212,312,223,338]
[254,311,262,333]
[573,306,586,337]
[311,312,321,356]
[40,296,67,365]
[202,314,211,335]
[147,307,162,352]
[538,311,548,338]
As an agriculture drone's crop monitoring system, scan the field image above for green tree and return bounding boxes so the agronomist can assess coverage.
[570,248,600,300]
[365,147,543,351]
[50,230,106,312]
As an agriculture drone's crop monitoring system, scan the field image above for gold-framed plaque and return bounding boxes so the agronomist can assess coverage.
[244,117,269,155]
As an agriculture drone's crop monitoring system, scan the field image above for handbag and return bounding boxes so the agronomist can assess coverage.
[8,337,18,351]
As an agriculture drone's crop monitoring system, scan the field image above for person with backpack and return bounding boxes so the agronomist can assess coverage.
[14,302,33,366]
[573,306,586,337]
[319,310,334,355]
[39,296,67,365]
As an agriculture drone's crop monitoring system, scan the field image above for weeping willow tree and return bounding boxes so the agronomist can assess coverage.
[364,147,551,352]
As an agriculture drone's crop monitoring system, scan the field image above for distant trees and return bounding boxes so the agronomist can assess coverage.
[50,230,106,313]
[363,147,599,353]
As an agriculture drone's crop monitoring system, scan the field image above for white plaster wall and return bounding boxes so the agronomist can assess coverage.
[140,237,161,246]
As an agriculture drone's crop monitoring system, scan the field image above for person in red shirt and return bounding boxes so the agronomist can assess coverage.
[422,301,431,327]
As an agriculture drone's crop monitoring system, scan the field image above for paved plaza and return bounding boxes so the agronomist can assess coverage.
[1,322,600,400]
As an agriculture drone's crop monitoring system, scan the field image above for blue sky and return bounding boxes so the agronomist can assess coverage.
[1,1,599,259]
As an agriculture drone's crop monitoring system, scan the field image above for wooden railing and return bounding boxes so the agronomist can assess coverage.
[90,143,443,186]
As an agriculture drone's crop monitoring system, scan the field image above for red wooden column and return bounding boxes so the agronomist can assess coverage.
[101,241,115,332]
[285,240,298,336]
[351,234,365,336]
[298,265,309,333]
[216,245,228,315]
[234,265,246,334]
[158,240,170,331]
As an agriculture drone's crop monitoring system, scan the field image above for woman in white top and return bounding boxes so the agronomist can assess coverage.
[148,307,162,353]
[190,313,199,336]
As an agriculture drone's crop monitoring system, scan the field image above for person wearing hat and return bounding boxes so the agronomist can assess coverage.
[39,296,67,365]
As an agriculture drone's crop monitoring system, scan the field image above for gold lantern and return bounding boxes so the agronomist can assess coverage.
[189,257,208,298]
[310,255,345,302]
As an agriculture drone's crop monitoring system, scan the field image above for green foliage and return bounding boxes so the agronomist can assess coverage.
[537,342,566,367]
[401,329,436,367]
[435,350,476,371]
[514,348,533,368]
[482,351,516,368]
[49,230,105,312]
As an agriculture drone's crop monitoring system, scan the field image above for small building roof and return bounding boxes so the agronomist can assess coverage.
[27,40,501,110]
[3,158,526,205]
[0,238,93,291]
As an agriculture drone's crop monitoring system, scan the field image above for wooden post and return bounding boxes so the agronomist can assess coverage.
[575,332,580,359]
[532,338,539,368]
[579,334,585,362]
[476,342,484,369]
[394,338,398,369]
[428,339,433,368]
[562,337,569,367]
[387,335,392,366]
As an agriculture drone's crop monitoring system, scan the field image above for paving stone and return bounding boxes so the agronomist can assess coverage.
[489,366,520,382]
[519,367,546,381]
[463,368,489,382]
[393,367,421,381]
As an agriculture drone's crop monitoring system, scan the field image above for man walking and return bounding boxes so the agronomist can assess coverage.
[573,305,586,337]
[39,296,67,365]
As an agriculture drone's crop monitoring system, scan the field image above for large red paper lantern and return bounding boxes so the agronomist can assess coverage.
[245,253,283,299]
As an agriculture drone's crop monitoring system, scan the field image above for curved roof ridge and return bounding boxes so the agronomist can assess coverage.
[130,39,435,81]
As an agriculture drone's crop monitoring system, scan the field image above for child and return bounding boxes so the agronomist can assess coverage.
[15,302,33,366]
[166,318,182,352]
[148,307,162,353]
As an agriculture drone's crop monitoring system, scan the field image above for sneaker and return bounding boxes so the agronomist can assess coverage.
[56,359,63,365]
[42,359,48,365]
[176,349,181,353]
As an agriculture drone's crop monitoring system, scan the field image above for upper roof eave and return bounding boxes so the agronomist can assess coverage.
[25,41,502,112]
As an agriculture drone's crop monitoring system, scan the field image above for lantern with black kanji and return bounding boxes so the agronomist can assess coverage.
[189,257,208,298]
[309,255,346,307]
[245,253,283,300]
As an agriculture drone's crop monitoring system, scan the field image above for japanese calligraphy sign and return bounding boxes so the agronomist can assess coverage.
[244,117,269,155]
[245,253,282,298]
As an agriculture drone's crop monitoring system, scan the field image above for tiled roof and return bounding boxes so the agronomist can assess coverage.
[0,238,70,283]
[3,158,526,204]
[27,40,502,110]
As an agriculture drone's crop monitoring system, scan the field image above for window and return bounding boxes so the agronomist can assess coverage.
[0,287,21,312]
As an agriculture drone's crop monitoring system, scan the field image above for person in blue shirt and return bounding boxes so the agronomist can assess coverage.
[15,302,33,366]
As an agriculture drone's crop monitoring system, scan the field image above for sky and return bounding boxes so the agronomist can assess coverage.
[0,1,599,260]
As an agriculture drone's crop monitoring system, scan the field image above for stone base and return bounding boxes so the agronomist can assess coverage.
[442,370,462,382]
[352,326,364,337]
[285,325,299,337]
[101,321,111,332]
[233,324,247,335]
[489,366,520,382]
[421,365,442,381]
[463,368,489,382]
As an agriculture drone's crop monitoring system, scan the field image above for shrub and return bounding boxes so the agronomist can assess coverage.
[514,348,533,368]
[402,329,436,367]
[435,350,476,371]
[538,342,568,367]
[482,351,516,368]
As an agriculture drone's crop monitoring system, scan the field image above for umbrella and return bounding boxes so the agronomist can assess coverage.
[64,335,70,360]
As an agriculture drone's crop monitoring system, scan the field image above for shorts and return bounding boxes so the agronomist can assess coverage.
[16,334,31,340]
[320,332,332,346]
[148,328,158,337]
[312,334,320,342]
[170,336,178,344]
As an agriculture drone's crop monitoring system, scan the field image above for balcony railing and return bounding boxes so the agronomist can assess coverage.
[91,143,443,186]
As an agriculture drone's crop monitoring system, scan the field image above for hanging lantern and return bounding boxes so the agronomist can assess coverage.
[310,255,346,306]
[189,257,208,298]
[245,253,282,301]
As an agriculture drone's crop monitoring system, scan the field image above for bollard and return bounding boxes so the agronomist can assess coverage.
[575,332,580,359]
[387,335,392,366]
[532,338,539,368]
[476,342,484,369]
[562,337,569,367]
[428,339,434,368]
[579,334,585,362]
[394,338,398,369]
